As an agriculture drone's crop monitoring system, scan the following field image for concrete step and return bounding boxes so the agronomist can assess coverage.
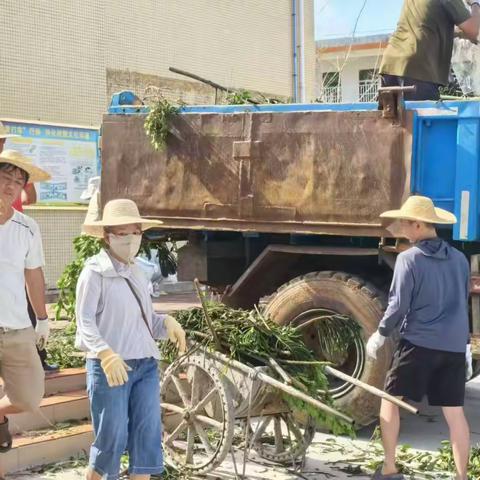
[9,390,90,435]
[3,422,93,474]
[44,368,86,396]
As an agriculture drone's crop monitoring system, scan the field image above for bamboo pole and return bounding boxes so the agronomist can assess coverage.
[325,366,418,415]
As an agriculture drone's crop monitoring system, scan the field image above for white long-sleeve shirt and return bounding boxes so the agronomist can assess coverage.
[75,248,168,360]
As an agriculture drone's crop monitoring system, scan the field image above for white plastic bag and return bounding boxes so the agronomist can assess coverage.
[452,38,480,95]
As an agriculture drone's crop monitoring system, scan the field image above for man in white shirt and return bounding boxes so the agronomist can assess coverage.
[0,150,51,456]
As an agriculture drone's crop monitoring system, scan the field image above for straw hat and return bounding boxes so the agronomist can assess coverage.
[0,150,51,182]
[83,198,163,237]
[0,122,19,139]
[380,195,456,224]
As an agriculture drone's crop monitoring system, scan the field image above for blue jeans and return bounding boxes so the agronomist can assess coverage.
[86,357,163,479]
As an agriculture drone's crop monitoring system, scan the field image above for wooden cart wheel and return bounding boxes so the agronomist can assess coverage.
[246,412,316,464]
[161,356,235,475]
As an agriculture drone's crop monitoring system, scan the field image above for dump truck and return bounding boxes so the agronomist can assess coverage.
[100,90,480,425]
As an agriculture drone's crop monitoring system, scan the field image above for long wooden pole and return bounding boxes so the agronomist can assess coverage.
[193,279,222,352]
[325,366,418,415]
[204,348,354,424]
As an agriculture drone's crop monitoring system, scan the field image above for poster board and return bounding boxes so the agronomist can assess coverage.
[3,119,100,204]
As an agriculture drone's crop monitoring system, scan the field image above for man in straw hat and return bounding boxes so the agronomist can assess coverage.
[76,198,186,479]
[366,196,471,480]
[0,150,51,461]
[0,121,38,214]
[0,122,57,374]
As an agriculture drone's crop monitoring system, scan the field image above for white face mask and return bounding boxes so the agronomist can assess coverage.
[108,234,142,263]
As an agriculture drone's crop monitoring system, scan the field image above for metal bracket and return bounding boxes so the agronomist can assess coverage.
[378,85,416,124]
[233,140,262,217]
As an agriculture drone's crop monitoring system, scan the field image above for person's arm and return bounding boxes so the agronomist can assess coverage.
[366,254,415,359]
[378,254,415,337]
[153,312,186,353]
[21,184,37,206]
[24,222,49,348]
[458,1,480,43]
[24,219,47,319]
[24,268,48,319]
[75,269,111,354]
[152,312,168,339]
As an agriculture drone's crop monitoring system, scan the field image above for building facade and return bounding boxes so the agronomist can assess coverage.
[1,0,315,127]
[316,34,389,103]
[0,1,315,289]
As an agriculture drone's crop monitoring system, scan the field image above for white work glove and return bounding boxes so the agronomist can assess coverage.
[366,330,386,359]
[35,318,50,350]
[164,315,187,354]
[97,348,131,387]
[466,344,473,381]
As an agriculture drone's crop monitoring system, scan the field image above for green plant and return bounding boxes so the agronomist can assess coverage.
[55,235,103,321]
[226,89,285,105]
[47,322,85,369]
[318,435,480,479]
[226,89,254,105]
[144,97,179,151]
[163,301,359,436]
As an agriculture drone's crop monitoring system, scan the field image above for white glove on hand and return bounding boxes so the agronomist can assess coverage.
[164,315,187,354]
[366,330,386,359]
[35,318,50,350]
[98,349,131,387]
[466,344,473,381]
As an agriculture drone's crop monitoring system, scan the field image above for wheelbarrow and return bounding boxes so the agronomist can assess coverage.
[160,345,417,475]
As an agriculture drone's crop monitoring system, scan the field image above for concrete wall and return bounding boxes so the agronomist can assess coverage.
[1,0,315,127]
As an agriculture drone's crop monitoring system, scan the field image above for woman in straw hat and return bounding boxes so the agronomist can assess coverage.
[76,198,186,480]
[366,196,471,480]
[0,150,51,474]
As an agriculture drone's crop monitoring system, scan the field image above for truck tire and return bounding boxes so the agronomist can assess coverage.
[263,271,393,426]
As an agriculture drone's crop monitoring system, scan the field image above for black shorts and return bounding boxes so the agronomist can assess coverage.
[384,340,466,407]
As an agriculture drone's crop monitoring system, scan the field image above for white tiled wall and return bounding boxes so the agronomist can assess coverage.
[1,1,315,126]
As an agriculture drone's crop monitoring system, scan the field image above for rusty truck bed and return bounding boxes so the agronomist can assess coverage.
[101,109,413,237]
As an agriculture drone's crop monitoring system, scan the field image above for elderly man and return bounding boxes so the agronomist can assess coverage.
[367,196,471,480]
[0,150,51,458]
[379,0,480,101]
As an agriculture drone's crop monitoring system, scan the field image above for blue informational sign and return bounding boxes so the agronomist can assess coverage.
[3,120,100,204]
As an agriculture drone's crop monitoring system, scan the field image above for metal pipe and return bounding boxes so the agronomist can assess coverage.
[298,0,306,102]
[292,0,299,102]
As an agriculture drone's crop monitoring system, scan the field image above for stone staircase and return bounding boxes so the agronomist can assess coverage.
[2,368,92,474]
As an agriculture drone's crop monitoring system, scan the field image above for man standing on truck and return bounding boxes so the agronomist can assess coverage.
[379,0,480,101]
[366,196,471,480]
